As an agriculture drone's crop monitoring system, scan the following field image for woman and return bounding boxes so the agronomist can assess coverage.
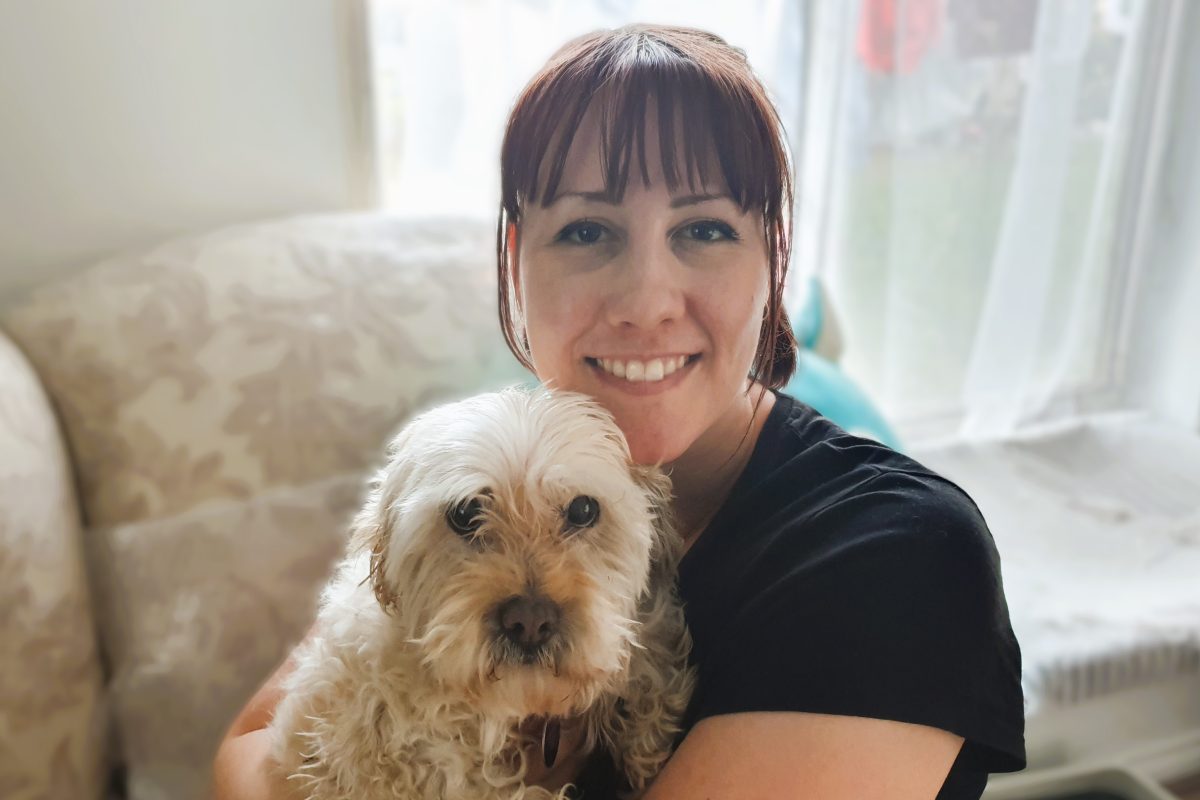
[214,24,1025,800]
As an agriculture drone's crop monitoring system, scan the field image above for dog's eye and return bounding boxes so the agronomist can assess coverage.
[446,497,486,536]
[564,495,600,530]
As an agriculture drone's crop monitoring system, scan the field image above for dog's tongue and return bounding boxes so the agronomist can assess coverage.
[542,717,561,768]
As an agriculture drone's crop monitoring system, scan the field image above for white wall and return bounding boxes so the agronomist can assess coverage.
[0,0,373,300]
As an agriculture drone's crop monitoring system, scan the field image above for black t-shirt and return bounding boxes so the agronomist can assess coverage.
[577,391,1026,798]
[677,391,1026,797]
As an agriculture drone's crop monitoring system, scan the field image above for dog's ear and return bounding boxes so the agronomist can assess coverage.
[630,464,680,577]
[350,484,401,614]
[591,464,694,793]
[350,426,419,615]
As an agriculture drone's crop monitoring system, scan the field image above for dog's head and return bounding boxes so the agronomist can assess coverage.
[350,388,674,718]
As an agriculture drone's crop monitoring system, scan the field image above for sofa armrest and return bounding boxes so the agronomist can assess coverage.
[0,329,108,800]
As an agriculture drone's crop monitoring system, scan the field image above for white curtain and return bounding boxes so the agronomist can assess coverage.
[804,0,1153,441]
[369,0,804,216]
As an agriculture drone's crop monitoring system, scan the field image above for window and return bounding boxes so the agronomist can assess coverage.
[798,0,1184,440]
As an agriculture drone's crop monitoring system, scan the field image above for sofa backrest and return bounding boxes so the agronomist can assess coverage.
[2,213,526,528]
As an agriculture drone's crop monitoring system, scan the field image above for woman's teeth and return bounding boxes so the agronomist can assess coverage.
[595,355,690,383]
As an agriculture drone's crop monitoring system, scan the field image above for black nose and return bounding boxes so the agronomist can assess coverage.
[497,594,561,650]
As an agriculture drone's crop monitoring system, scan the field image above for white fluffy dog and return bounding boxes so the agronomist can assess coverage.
[268,388,694,799]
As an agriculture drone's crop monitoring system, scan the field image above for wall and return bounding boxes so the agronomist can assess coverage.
[0,0,373,300]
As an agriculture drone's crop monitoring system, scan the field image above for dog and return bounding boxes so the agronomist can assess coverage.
[268,388,695,799]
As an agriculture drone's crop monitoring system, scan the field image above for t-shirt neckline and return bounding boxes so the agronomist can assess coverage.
[679,389,798,571]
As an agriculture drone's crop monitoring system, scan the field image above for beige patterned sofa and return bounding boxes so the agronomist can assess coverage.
[0,214,528,800]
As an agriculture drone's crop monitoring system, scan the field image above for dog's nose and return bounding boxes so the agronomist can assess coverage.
[497,595,561,649]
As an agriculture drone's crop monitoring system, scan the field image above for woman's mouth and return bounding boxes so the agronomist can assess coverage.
[584,354,701,385]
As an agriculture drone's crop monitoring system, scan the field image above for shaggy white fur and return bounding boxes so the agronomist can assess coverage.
[269,388,694,799]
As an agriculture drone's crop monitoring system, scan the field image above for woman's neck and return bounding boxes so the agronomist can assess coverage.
[666,383,775,551]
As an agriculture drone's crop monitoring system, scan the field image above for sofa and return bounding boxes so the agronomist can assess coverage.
[0,213,529,800]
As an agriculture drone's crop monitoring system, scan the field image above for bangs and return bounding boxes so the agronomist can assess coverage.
[500,26,788,219]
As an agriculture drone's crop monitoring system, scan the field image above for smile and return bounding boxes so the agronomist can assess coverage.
[585,354,700,384]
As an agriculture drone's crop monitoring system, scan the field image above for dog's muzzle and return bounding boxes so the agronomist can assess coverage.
[495,594,561,660]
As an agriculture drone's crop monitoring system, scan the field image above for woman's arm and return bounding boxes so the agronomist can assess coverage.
[210,633,310,800]
[643,711,964,799]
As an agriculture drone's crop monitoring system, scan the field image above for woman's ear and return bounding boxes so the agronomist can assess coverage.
[507,221,522,299]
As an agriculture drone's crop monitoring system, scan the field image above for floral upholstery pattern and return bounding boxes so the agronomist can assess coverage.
[1,214,527,528]
[0,332,107,800]
[0,213,527,799]
[91,475,365,800]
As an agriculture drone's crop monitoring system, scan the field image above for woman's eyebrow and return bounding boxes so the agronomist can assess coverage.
[548,190,612,207]
[548,190,733,208]
[670,193,733,208]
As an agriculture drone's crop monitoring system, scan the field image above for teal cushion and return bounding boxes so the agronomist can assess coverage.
[783,351,902,451]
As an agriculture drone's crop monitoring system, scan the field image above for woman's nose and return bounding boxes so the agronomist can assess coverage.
[603,239,685,330]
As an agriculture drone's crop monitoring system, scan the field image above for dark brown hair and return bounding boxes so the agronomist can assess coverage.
[497,23,797,389]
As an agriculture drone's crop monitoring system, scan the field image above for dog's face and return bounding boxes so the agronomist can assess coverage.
[352,389,673,718]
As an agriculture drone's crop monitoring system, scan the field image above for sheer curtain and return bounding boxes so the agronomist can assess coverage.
[796,3,1200,719]
[368,0,804,216]
[802,0,1160,441]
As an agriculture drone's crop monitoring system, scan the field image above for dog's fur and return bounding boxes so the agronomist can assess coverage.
[268,388,695,799]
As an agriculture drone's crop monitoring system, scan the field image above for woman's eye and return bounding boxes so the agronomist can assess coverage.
[563,495,601,530]
[446,497,486,536]
[681,220,738,242]
[557,221,608,245]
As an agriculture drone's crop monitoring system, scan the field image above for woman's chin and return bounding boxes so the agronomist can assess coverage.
[623,429,689,466]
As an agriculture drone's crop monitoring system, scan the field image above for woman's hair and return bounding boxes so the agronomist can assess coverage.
[497,23,798,389]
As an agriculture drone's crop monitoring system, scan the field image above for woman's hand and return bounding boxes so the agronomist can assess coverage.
[518,715,592,794]
[211,727,304,800]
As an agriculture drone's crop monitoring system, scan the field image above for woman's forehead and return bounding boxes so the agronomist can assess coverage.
[544,96,730,203]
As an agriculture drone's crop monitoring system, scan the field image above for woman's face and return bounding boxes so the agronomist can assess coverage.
[513,107,770,465]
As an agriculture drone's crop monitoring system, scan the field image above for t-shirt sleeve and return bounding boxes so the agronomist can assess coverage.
[688,472,1026,773]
